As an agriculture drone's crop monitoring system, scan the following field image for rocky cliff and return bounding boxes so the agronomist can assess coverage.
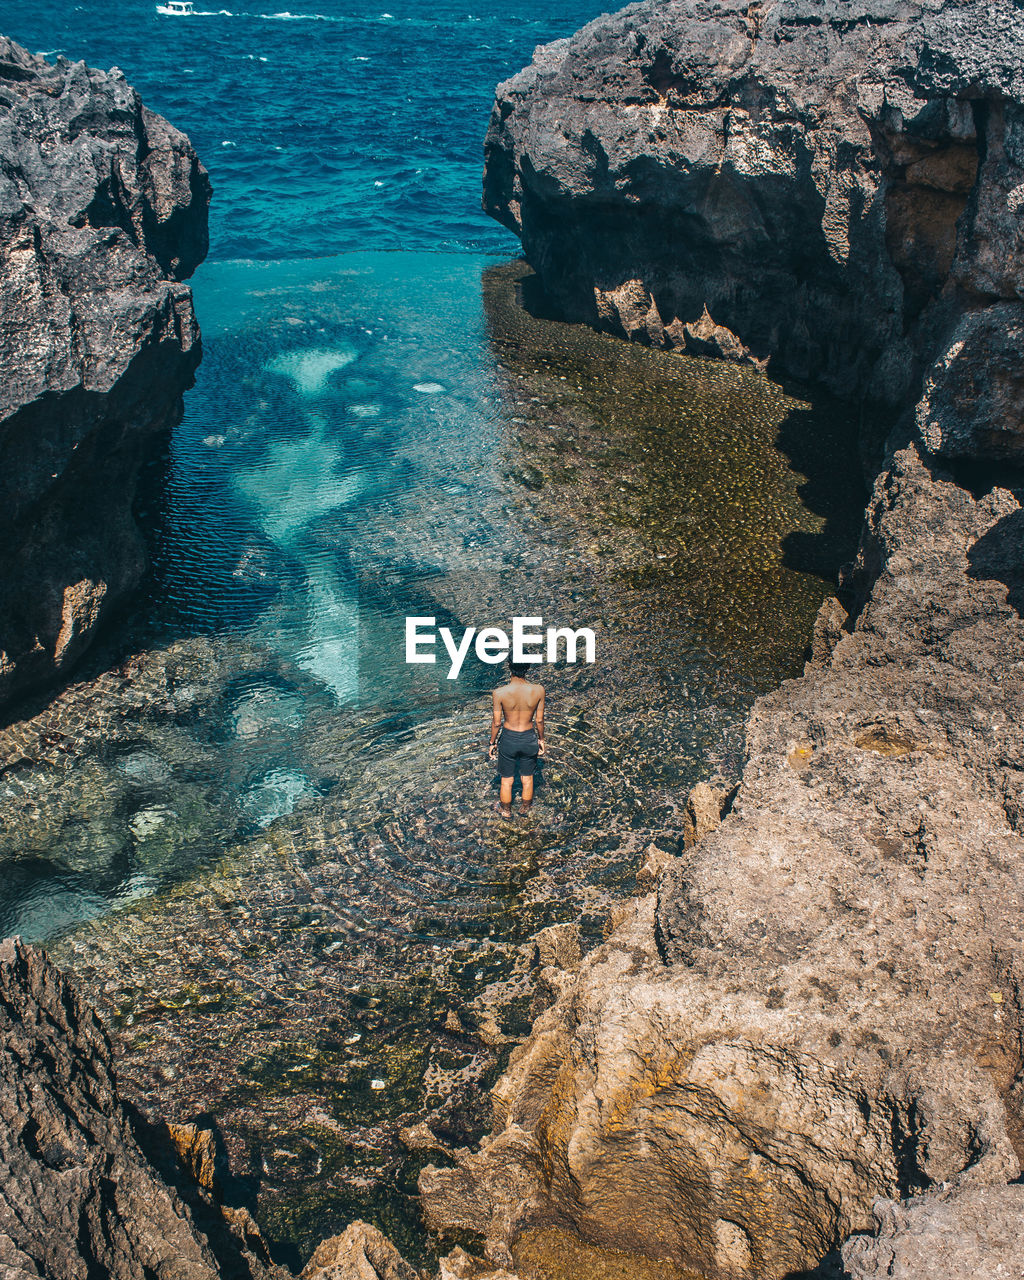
[484,0,1024,439]
[0,938,279,1279]
[0,937,423,1280]
[418,2,1024,1278]
[0,36,209,712]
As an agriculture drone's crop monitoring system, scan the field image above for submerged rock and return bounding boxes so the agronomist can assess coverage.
[0,36,209,711]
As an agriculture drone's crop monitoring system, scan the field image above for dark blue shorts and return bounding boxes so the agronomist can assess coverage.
[497,728,539,778]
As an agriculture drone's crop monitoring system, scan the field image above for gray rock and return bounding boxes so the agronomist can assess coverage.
[0,937,222,1279]
[483,0,1024,412]
[0,36,209,710]
[916,304,1024,463]
[841,1184,1024,1279]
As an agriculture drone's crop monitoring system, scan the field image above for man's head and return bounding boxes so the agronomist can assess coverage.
[508,659,533,679]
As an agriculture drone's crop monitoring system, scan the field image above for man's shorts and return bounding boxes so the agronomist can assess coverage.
[497,728,539,779]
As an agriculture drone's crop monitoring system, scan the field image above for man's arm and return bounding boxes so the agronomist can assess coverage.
[535,687,545,755]
[488,690,502,759]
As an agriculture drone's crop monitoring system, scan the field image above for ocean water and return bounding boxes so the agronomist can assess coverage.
[11,0,607,259]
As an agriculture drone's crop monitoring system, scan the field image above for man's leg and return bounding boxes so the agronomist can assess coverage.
[499,774,513,817]
[520,774,534,810]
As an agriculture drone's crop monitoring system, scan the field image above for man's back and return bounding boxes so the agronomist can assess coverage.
[494,679,543,731]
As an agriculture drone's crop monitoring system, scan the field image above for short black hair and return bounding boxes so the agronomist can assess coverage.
[508,659,533,678]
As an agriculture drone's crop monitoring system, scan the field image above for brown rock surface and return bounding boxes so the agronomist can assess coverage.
[0,937,223,1279]
[301,1222,422,1280]
[0,35,209,711]
[422,445,1024,1274]
[421,446,1024,1278]
[422,6,1024,1276]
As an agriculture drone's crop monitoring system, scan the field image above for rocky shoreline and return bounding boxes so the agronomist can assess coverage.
[2,3,1024,1278]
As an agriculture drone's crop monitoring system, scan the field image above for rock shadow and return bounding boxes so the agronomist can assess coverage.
[775,400,867,588]
[967,507,1024,617]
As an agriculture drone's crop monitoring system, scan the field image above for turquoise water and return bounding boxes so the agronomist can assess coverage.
[2,250,864,1261]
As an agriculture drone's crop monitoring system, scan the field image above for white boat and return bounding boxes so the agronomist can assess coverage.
[156,1,194,14]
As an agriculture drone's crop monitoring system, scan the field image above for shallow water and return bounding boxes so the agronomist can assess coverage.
[0,252,865,1264]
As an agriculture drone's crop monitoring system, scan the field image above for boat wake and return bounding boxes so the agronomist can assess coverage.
[156,5,344,16]
[156,5,391,17]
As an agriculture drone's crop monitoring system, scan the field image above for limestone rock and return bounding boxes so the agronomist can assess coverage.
[0,938,222,1279]
[841,1184,1024,1279]
[453,4,1024,1277]
[679,306,768,371]
[166,1122,221,1197]
[681,779,726,848]
[301,1222,422,1280]
[0,36,209,710]
[805,596,851,672]
[438,1249,519,1280]
[530,922,581,973]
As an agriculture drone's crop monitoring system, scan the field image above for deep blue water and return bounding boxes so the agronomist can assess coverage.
[11,0,606,259]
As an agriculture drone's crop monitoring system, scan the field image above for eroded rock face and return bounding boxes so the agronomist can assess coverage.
[422,7,1024,1274]
[0,35,209,711]
[0,937,224,1279]
[484,0,1024,415]
[301,1222,423,1280]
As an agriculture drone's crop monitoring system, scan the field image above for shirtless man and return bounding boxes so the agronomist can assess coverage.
[488,659,545,818]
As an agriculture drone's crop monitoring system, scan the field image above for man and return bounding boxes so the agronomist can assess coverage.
[488,659,545,818]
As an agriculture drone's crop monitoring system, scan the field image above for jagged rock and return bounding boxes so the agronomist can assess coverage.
[530,923,581,972]
[805,595,851,672]
[916,305,1024,463]
[427,4,1024,1277]
[635,842,673,893]
[483,0,1024,416]
[680,779,726,848]
[0,938,223,1279]
[300,1222,421,1280]
[438,1249,519,1280]
[166,1122,221,1197]
[678,306,768,371]
[0,36,209,711]
[841,1184,1024,1279]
